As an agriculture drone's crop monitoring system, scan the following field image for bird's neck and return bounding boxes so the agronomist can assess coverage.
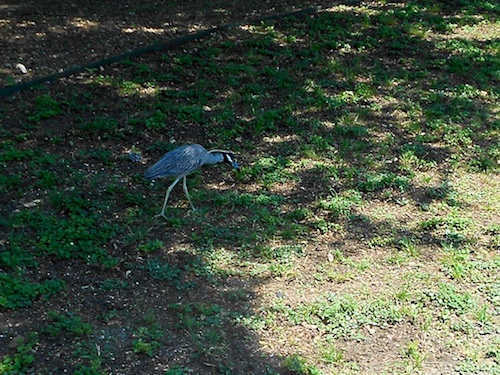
[204,152,225,165]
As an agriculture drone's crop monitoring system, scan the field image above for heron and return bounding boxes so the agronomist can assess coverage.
[144,144,239,218]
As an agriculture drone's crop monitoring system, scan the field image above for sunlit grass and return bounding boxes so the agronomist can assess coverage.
[1,1,499,373]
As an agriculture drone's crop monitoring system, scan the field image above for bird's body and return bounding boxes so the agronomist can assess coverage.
[145,144,239,217]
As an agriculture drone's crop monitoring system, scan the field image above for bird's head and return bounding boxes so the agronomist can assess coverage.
[209,149,240,169]
[224,151,239,169]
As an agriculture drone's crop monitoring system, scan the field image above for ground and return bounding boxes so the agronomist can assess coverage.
[0,0,499,374]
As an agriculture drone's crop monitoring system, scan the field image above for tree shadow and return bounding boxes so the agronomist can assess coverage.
[1,0,498,373]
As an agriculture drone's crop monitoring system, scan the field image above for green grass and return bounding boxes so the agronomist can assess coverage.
[0,273,65,309]
[283,354,323,375]
[1,1,499,373]
[0,334,37,374]
[402,340,427,370]
[27,94,63,122]
[131,312,164,356]
[278,294,405,337]
[44,311,94,338]
[79,117,120,137]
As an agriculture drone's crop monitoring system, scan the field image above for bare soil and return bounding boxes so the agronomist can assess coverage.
[1,1,498,374]
[1,0,339,86]
[0,2,348,374]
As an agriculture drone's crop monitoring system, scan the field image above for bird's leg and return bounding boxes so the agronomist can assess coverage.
[159,177,181,218]
[183,176,197,211]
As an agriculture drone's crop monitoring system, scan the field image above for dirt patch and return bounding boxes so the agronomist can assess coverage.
[1,1,499,374]
[1,0,338,87]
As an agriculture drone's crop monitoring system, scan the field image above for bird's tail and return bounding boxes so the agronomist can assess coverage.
[144,163,163,180]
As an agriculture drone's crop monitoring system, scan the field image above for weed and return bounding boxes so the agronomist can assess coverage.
[422,282,476,314]
[475,305,492,327]
[456,357,500,374]
[0,173,22,192]
[0,242,35,269]
[169,302,227,357]
[357,172,410,192]
[145,110,168,130]
[36,170,59,189]
[402,341,427,370]
[0,273,65,309]
[283,354,323,375]
[245,156,293,188]
[312,219,343,234]
[79,117,119,136]
[71,339,108,375]
[319,189,362,219]
[74,363,105,375]
[0,333,37,374]
[398,237,419,257]
[425,181,459,206]
[119,80,142,95]
[132,327,162,356]
[0,143,35,162]
[142,259,194,290]
[137,239,164,253]
[320,343,343,364]
[164,366,190,375]
[27,94,62,122]
[130,311,164,356]
[440,243,471,279]
[274,293,405,339]
[80,147,114,164]
[99,279,128,291]
[29,211,117,264]
[419,212,472,242]
[44,311,93,337]
[235,312,274,331]
[254,244,303,262]
[400,144,437,171]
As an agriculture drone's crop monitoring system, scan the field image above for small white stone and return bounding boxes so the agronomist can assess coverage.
[16,63,27,74]
[23,199,42,208]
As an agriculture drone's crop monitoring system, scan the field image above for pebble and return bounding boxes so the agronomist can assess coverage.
[16,63,27,73]
[8,335,24,348]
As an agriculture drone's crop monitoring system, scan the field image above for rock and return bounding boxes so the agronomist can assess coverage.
[16,63,27,74]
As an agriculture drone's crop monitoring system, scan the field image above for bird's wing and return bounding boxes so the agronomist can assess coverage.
[144,144,207,180]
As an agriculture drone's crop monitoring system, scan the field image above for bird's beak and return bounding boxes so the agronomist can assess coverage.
[232,161,240,169]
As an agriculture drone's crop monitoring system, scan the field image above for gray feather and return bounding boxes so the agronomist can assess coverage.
[144,144,208,180]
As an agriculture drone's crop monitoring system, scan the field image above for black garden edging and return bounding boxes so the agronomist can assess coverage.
[0,6,324,98]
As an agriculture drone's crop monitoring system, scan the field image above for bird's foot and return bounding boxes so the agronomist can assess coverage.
[155,212,169,220]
